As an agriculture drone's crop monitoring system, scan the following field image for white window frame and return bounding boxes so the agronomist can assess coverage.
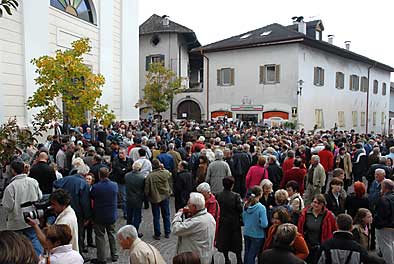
[314,67,324,86]
[220,68,232,86]
[350,75,360,91]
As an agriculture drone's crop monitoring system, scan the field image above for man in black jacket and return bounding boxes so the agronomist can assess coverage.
[267,155,283,192]
[29,152,56,194]
[318,214,383,264]
[173,161,194,212]
[110,148,132,219]
[232,146,251,198]
[375,179,394,264]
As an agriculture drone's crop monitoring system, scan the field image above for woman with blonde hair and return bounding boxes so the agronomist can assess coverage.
[259,179,276,213]
[242,185,268,264]
[352,208,373,251]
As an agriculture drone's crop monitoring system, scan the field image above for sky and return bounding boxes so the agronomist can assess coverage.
[139,0,394,81]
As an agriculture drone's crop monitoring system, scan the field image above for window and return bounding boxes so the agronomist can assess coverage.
[352,111,358,127]
[360,77,368,93]
[349,75,359,91]
[360,112,366,126]
[315,109,324,128]
[338,111,345,127]
[145,54,165,70]
[50,0,96,24]
[335,72,344,89]
[373,80,378,94]
[313,67,324,86]
[373,112,377,126]
[217,68,234,86]
[260,64,280,84]
[382,82,387,95]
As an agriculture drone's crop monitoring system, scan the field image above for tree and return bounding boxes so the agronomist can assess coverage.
[0,0,18,17]
[27,38,115,132]
[139,62,184,116]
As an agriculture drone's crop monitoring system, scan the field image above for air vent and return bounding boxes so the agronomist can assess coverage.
[260,31,272,36]
[240,33,252,39]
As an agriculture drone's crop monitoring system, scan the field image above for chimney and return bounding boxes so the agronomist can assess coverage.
[162,15,169,27]
[328,35,334,44]
[345,40,351,50]
[298,20,306,34]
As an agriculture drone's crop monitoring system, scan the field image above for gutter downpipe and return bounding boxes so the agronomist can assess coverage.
[366,62,377,134]
[201,50,209,120]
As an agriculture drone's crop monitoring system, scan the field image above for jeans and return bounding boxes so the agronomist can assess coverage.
[376,228,394,264]
[118,183,127,217]
[151,198,171,236]
[94,222,118,262]
[244,235,264,264]
[19,227,43,257]
[126,203,142,231]
[77,217,85,253]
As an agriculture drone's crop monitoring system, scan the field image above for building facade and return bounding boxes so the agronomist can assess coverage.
[0,0,139,126]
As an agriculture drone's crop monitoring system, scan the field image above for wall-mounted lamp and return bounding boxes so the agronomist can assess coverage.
[297,79,304,96]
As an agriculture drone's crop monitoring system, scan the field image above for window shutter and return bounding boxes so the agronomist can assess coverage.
[275,65,280,83]
[217,69,221,86]
[159,54,165,65]
[335,72,339,88]
[230,68,235,85]
[145,56,151,71]
[261,66,266,84]
[349,76,353,91]
[313,67,318,85]
[320,68,325,85]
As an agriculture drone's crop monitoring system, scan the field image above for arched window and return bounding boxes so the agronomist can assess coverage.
[50,0,96,24]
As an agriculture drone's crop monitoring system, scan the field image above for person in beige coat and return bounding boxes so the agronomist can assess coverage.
[303,155,326,205]
[335,147,352,190]
[117,225,165,264]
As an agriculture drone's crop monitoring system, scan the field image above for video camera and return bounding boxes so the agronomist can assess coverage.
[21,195,56,223]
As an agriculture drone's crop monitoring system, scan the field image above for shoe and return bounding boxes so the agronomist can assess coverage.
[152,235,160,240]
[87,243,96,248]
[111,255,119,262]
[138,233,144,238]
[165,233,170,238]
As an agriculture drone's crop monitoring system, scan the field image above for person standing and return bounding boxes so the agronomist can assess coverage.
[303,155,326,205]
[125,161,145,237]
[56,144,67,175]
[110,148,132,219]
[216,177,243,264]
[173,161,194,212]
[352,143,367,183]
[374,179,394,264]
[29,152,57,194]
[206,149,232,195]
[280,158,306,195]
[242,186,268,264]
[172,192,216,264]
[2,159,43,256]
[90,167,119,264]
[145,159,172,240]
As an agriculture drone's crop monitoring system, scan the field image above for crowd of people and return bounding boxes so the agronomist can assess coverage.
[1,118,394,264]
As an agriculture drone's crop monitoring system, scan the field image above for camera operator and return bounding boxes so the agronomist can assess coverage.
[27,189,79,253]
[1,159,43,256]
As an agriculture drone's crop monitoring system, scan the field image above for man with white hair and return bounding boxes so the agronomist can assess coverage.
[117,225,165,264]
[172,192,216,264]
[303,155,326,205]
[206,149,232,194]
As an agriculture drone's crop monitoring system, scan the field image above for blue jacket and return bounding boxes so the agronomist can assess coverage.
[242,202,268,238]
[90,178,118,224]
[157,152,174,172]
[53,174,92,219]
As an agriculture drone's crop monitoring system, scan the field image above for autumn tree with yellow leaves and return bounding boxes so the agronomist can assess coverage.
[27,38,115,132]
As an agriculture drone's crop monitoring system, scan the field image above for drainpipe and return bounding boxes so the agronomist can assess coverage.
[366,63,376,134]
[200,50,209,120]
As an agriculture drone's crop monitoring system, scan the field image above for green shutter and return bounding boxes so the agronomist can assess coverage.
[320,68,325,86]
[145,56,151,71]
[160,54,165,66]
[313,67,318,85]
[230,68,235,85]
[349,76,353,91]
[275,65,280,83]
[217,69,221,86]
[261,66,266,84]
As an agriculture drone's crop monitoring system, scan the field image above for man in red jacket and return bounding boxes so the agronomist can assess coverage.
[280,158,306,195]
[282,150,295,174]
[318,144,334,192]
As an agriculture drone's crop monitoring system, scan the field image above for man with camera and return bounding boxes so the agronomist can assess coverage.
[1,159,43,256]
[27,189,79,252]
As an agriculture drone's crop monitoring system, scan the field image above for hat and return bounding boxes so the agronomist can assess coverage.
[77,140,83,146]
[198,136,205,142]
[87,146,96,152]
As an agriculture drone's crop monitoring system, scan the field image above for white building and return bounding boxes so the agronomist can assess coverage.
[194,19,393,134]
[0,0,139,126]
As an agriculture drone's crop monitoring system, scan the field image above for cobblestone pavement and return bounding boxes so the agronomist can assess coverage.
[0,197,237,263]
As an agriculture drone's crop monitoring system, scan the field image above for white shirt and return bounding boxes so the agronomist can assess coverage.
[39,244,83,264]
[54,206,79,252]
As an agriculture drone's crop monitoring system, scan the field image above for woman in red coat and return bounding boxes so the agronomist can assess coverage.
[245,156,268,193]
[297,194,337,264]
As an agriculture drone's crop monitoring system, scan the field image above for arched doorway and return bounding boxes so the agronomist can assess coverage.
[177,100,201,121]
